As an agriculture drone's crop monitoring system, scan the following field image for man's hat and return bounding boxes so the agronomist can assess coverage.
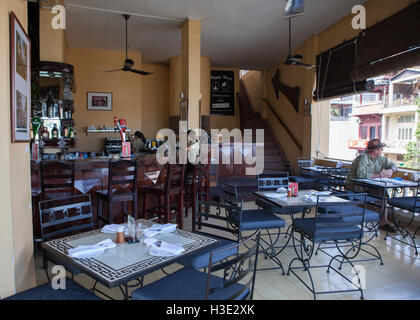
[366,139,386,151]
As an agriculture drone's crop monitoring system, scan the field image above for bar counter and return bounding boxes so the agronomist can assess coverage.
[31,154,163,239]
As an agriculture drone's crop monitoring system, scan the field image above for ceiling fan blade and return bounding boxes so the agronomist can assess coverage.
[101,68,123,73]
[129,69,153,75]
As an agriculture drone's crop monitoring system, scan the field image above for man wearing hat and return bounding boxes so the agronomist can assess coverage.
[346,138,397,232]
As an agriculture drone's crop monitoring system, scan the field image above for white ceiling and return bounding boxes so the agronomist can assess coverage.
[61,0,366,69]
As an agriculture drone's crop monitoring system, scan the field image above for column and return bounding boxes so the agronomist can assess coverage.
[181,19,201,130]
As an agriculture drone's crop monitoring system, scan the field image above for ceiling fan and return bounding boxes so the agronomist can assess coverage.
[102,14,152,76]
[283,17,316,70]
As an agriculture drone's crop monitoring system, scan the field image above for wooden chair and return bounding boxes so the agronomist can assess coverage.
[39,194,94,281]
[95,159,138,227]
[40,160,75,200]
[141,164,185,229]
[184,163,204,231]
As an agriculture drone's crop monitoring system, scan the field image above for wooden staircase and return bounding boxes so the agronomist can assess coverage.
[238,80,292,175]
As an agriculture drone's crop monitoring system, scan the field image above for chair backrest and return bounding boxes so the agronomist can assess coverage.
[257,172,289,191]
[313,193,367,242]
[297,157,314,169]
[164,164,185,193]
[40,160,75,200]
[108,159,138,196]
[39,194,94,241]
[194,196,241,241]
[205,230,261,300]
[222,183,240,207]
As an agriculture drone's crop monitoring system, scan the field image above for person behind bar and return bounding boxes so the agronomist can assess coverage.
[346,138,398,232]
[132,131,146,154]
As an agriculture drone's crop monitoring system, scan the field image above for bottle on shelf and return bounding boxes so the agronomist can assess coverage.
[64,124,69,138]
[41,126,49,139]
[52,124,59,139]
[41,100,47,118]
[68,124,74,138]
[47,91,54,118]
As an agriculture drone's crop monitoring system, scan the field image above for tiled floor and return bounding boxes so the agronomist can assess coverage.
[34,201,420,300]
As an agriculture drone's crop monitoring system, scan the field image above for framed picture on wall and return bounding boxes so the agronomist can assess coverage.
[87,92,113,111]
[10,11,31,143]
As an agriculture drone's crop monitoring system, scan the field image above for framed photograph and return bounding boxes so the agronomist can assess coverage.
[87,92,112,111]
[10,11,31,142]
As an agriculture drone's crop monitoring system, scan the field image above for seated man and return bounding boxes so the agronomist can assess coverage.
[346,138,397,232]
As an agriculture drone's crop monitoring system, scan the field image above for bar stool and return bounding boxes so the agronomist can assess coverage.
[184,163,204,231]
[96,159,138,227]
[141,164,185,229]
[40,160,75,200]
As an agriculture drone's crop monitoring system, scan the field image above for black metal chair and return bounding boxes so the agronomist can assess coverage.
[387,182,420,255]
[96,159,138,227]
[176,197,241,271]
[222,183,286,274]
[287,193,368,300]
[256,172,303,245]
[131,229,261,300]
[289,157,318,190]
[315,189,383,266]
[39,194,95,282]
[3,278,102,300]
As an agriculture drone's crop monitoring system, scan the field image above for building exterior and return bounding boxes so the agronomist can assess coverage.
[345,69,420,166]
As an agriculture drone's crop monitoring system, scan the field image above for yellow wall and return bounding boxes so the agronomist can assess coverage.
[169,55,211,119]
[40,8,67,62]
[141,63,170,139]
[262,0,418,172]
[0,0,36,298]
[241,70,264,114]
[65,47,143,152]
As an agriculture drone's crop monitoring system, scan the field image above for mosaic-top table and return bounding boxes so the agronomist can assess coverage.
[253,189,350,209]
[42,219,219,293]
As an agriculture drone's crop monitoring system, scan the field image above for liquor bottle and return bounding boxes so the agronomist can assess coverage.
[64,124,69,138]
[47,92,54,118]
[52,124,59,139]
[41,126,49,139]
[68,124,74,138]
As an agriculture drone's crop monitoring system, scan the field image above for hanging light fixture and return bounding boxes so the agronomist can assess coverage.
[284,0,305,18]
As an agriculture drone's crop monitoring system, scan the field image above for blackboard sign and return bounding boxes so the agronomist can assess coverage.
[210,70,234,115]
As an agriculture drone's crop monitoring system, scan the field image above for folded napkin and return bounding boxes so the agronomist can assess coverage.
[68,239,116,259]
[143,223,177,238]
[304,195,318,202]
[144,238,185,257]
[101,224,127,234]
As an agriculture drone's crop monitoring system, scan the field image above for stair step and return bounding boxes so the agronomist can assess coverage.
[264,148,279,155]
[264,155,284,162]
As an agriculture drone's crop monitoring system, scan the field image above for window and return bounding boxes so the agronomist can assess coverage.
[361,126,368,139]
[398,115,415,123]
[399,128,414,140]
[397,154,404,161]
[370,126,376,139]
[378,126,382,139]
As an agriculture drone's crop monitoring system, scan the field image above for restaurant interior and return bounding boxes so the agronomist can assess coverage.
[0,0,419,301]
